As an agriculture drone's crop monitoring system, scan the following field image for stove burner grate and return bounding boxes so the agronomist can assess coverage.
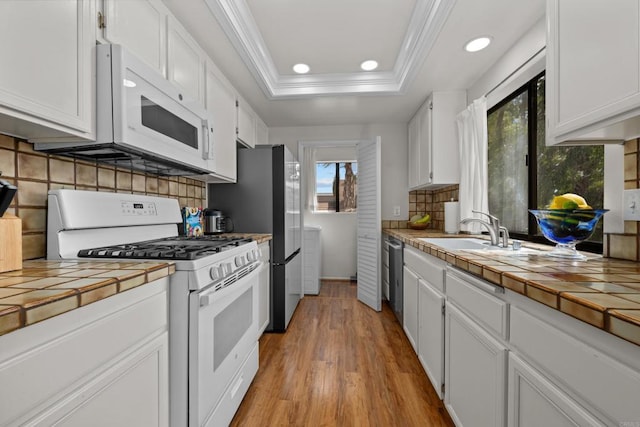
[77,236,253,260]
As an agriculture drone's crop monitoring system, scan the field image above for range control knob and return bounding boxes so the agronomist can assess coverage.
[223,263,233,275]
[246,250,256,262]
[210,265,221,280]
[235,255,245,267]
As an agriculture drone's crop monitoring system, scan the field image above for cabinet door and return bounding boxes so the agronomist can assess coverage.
[418,279,445,399]
[102,0,167,77]
[36,333,169,427]
[407,113,420,189]
[236,100,256,148]
[445,302,507,427]
[402,266,419,352]
[257,242,270,336]
[547,0,640,144]
[167,16,205,106]
[508,353,604,427]
[418,101,432,186]
[0,0,94,138]
[205,60,237,181]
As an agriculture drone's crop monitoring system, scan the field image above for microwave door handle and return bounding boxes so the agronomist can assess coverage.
[202,119,214,160]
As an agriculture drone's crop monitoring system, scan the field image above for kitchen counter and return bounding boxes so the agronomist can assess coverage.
[385,228,640,346]
[219,233,272,244]
[0,259,175,337]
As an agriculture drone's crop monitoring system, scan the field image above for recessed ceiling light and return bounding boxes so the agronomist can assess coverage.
[464,37,491,52]
[360,60,378,71]
[293,63,310,74]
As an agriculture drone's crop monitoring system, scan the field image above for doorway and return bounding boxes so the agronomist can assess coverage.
[298,138,381,311]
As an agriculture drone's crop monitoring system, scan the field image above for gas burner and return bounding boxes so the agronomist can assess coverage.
[77,236,253,260]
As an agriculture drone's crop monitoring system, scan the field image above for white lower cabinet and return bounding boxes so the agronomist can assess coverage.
[402,265,419,352]
[508,353,604,427]
[418,278,445,399]
[403,246,446,396]
[0,278,169,427]
[396,240,640,427]
[257,241,271,336]
[445,302,507,427]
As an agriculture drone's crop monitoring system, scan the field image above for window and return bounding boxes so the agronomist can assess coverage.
[488,73,604,250]
[315,162,358,212]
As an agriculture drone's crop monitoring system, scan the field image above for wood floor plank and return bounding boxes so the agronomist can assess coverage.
[231,280,455,426]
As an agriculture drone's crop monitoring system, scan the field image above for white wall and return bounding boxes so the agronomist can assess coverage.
[270,123,407,279]
[305,213,357,279]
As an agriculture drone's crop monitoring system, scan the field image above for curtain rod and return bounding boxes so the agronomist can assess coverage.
[484,46,546,98]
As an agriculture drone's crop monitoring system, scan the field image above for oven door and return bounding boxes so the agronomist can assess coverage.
[189,266,259,426]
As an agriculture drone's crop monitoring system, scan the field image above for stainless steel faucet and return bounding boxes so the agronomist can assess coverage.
[460,210,509,247]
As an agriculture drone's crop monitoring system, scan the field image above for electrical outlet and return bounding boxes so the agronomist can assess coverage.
[624,189,640,220]
[393,206,401,217]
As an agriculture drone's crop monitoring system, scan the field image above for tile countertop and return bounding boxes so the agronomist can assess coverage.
[0,260,175,337]
[220,233,272,244]
[385,228,640,347]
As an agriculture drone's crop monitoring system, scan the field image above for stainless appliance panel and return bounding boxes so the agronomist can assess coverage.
[388,238,404,324]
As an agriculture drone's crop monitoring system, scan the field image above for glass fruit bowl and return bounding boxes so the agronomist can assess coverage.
[529,209,608,259]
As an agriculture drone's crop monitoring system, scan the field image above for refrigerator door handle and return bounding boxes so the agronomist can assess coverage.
[273,248,300,266]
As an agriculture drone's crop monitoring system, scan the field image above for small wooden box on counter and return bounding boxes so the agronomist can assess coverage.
[0,214,22,272]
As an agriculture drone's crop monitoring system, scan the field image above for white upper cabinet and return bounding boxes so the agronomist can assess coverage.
[256,116,269,145]
[236,98,257,148]
[205,59,237,182]
[407,113,420,189]
[0,0,95,141]
[100,0,168,78]
[547,0,640,145]
[167,15,205,107]
[407,91,466,189]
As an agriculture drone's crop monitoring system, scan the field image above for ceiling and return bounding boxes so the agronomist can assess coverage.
[162,0,545,127]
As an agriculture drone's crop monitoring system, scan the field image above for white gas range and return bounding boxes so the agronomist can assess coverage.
[47,189,260,427]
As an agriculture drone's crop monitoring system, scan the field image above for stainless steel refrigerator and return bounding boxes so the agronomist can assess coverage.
[208,145,301,332]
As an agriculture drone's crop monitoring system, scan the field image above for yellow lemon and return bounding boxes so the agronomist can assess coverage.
[549,193,591,209]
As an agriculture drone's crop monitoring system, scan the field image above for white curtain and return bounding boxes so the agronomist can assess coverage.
[456,97,489,233]
[303,147,317,212]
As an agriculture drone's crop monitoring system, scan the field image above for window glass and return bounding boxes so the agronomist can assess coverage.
[488,89,529,234]
[487,73,604,247]
[315,162,357,212]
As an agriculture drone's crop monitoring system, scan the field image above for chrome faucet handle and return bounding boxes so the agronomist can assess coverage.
[499,226,510,248]
[471,210,500,227]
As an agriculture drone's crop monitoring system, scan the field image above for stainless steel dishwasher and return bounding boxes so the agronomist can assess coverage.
[388,237,404,324]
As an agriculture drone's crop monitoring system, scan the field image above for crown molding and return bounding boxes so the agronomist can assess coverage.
[204,0,456,99]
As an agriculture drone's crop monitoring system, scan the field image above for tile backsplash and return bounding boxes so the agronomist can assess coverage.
[0,135,206,260]
[604,138,640,261]
[383,185,459,231]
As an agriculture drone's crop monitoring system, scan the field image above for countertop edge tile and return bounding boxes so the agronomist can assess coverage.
[384,228,640,346]
[0,260,175,337]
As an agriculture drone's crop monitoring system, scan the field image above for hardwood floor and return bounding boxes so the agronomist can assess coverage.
[231,280,455,426]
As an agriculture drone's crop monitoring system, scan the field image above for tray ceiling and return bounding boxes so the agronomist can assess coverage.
[204,0,455,98]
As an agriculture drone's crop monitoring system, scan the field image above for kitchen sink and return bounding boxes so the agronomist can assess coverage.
[418,237,543,256]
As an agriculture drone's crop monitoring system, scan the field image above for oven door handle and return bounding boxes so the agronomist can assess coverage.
[200,293,215,307]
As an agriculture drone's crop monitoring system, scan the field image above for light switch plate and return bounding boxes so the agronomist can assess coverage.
[623,189,640,220]
[393,206,400,216]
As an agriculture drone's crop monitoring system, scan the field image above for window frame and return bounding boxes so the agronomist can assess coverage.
[487,71,603,253]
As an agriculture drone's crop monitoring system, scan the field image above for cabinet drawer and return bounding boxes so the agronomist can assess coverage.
[404,246,445,292]
[446,269,507,339]
[510,306,640,424]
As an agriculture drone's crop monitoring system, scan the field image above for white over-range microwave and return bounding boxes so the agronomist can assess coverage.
[35,44,215,176]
